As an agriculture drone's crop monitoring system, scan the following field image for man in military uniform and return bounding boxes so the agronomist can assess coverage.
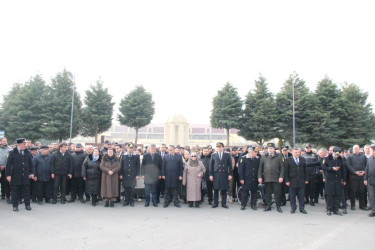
[209,142,233,209]
[120,143,140,207]
[323,147,347,216]
[5,138,34,211]
[239,147,260,210]
[258,142,284,213]
[301,143,320,206]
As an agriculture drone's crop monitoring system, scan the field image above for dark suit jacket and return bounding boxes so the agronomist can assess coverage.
[141,153,162,185]
[209,152,233,190]
[285,156,308,188]
[162,154,183,188]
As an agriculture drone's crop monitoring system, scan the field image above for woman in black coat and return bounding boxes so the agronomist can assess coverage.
[82,148,102,206]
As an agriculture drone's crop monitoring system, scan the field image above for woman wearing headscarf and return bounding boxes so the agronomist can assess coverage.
[100,148,121,207]
[82,148,102,206]
[182,152,206,208]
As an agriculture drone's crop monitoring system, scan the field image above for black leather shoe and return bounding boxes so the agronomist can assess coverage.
[264,206,271,212]
[281,202,286,206]
[174,203,181,208]
[130,203,135,207]
[212,204,218,208]
[52,199,57,204]
[195,203,200,208]
[241,206,246,210]
[290,209,296,214]
[188,202,193,208]
[79,199,85,203]
[309,200,315,206]
[123,202,129,206]
[333,211,343,216]
[153,203,158,207]
[13,207,19,212]
[277,206,282,213]
[6,198,12,204]
[163,203,169,208]
[208,201,213,205]
[368,212,375,217]
[25,205,32,211]
[251,206,257,211]
[68,199,75,203]
[222,204,229,209]
[110,201,114,207]
[45,200,51,204]
[145,202,150,207]
[300,209,307,214]
[105,201,109,207]
[327,211,332,216]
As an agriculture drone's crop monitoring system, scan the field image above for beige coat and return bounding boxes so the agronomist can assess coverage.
[183,161,206,201]
[100,155,121,198]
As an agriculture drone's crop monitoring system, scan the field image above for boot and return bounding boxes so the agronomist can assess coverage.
[110,201,114,207]
[92,196,97,206]
[188,202,193,208]
[195,202,200,208]
[105,200,109,207]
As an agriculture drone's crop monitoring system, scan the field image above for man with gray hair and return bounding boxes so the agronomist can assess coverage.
[141,144,162,207]
[346,145,368,210]
[0,137,12,203]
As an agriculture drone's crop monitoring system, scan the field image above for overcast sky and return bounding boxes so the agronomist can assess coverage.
[1,0,374,125]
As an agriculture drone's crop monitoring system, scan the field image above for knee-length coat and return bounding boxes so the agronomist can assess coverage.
[183,161,206,201]
[100,154,121,198]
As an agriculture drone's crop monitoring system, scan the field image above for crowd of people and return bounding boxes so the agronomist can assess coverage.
[1,136,375,217]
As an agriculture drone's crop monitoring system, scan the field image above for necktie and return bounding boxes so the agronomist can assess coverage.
[21,150,24,155]
[219,153,222,160]
[296,158,299,165]
[152,154,154,161]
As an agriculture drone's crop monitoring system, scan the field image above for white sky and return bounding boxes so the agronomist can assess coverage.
[1,0,374,124]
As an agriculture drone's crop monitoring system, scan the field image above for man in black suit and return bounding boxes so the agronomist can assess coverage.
[162,145,183,208]
[157,144,168,203]
[6,138,34,211]
[285,148,308,214]
[142,144,162,207]
[209,142,233,208]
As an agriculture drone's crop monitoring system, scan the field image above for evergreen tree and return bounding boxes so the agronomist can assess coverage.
[41,69,82,141]
[276,74,315,146]
[238,75,278,145]
[310,76,343,147]
[81,79,114,143]
[336,83,375,148]
[118,85,155,145]
[210,82,242,146]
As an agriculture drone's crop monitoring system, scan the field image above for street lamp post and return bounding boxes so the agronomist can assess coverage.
[292,77,299,147]
[69,76,75,143]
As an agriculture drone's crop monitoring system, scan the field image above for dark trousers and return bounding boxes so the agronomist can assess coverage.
[305,175,315,200]
[314,175,324,201]
[367,184,375,213]
[164,187,179,205]
[265,182,281,207]
[327,194,340,212]
[232,169,241,198]
[280,181,287,204]
[124,186,135,204]
[241,188,257,207]
[30,180,38,201]
[157,178,165,203]
[289,186,305,210]
[53,175,67,200]
[1,170,10,198]
[70,177,84,200]
[349,179,366,208]
[145,183,158,204]
[202,179,213,203]
[214,189,227,205]
[37,180,52,201]
[11,184,30,207]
